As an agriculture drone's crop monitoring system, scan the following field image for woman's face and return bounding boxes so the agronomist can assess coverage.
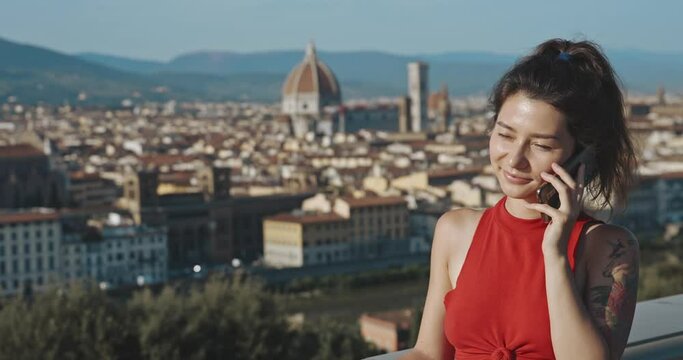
[489,92,576,202]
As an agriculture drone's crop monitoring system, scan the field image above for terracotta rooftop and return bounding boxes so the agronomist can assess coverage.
[282,43,341,100]
[158,171,195,185]
[266,212,347,225]
[340,195,406,208]
[0,210,59,225]
[428,89,449,111]
[0,144,45,158]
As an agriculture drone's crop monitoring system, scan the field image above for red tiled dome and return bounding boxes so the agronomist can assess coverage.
[282,42,341,103]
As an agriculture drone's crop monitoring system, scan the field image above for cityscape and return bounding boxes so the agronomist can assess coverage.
[2,2,683,358]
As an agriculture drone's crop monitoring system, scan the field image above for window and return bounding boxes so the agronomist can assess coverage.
[48,257,54,270]
[24,243,30,254]
[37,258,43,271]
[24,259,31,273]
[36,242,42,253]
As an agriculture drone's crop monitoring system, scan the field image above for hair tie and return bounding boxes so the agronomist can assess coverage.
[557,51,571,62]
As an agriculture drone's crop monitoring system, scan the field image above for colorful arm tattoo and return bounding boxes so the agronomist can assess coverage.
[587,237,639,358]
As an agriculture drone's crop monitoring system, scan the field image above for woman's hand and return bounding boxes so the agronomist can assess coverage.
[524,162,586,258]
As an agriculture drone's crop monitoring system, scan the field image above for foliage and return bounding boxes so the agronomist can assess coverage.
[0,275,380,360]
[0,282,139,360]
[637,237,683,301]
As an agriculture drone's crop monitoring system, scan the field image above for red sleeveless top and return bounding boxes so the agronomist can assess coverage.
[443,196,599,360]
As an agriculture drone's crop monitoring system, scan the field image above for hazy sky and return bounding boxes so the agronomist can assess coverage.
[1,0,681,61]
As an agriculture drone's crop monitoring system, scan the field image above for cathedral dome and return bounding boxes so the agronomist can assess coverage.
[282,42,341,115]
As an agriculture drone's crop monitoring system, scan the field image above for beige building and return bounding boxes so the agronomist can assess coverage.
[263,195,409,268]
[359,309,413,352]
[263,212,348,267]
[0,209,62,296]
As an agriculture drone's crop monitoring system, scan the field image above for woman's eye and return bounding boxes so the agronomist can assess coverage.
[534,144,552,151]
[497,133,512,139]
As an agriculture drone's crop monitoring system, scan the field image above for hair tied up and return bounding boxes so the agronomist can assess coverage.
[557,51,571,62]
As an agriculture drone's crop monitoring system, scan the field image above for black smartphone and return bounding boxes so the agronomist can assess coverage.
[536,145,597,222]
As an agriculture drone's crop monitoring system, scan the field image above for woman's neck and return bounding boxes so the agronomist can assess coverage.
[504,196,542,220]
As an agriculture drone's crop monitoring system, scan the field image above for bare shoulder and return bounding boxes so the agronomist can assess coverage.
[436,207,484,232]
[584,223,640,266]
[432,208,485,263]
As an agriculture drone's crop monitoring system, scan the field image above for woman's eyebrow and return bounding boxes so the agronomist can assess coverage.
[496,121,559,140]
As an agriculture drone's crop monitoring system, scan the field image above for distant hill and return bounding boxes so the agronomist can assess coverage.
[75,49,514,97]
[78,47,683,97]
[2,36,683,105]
[0,38,190,104]
[78,52,165,74]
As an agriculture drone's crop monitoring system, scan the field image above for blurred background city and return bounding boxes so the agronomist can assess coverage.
[1,1,683,359]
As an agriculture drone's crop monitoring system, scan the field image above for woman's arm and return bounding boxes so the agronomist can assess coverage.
[527,162,639,359]
[544,224,639,360]
[583,225,640,360]
[399,209,478,360]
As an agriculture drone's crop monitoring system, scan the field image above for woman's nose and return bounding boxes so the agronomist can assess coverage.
[507,143,530,169]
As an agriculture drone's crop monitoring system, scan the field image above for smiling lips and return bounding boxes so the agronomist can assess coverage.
[502,169,533,184]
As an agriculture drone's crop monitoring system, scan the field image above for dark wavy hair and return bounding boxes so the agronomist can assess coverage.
[489,38,637,212]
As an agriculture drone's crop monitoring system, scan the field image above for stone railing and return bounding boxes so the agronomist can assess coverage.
[365,293,683,360]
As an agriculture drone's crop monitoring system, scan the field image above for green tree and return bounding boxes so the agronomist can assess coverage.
[130,274,295,360]
[0,283,140,360]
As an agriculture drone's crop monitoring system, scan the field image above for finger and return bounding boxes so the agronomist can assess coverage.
[540,171,573,212]
[551,162,577,189]
[524,202,563,220]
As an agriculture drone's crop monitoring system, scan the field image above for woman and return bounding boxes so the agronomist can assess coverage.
[400,39,640,360]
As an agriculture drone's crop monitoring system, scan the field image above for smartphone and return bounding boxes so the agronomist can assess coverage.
[536,145,597,222]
